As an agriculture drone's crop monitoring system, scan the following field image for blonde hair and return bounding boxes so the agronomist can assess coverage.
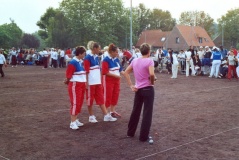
[87,41,94,50]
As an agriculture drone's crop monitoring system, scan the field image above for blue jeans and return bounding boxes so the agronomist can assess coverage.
[127,86,154,141]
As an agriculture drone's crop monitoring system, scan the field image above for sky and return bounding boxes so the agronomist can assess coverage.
[0,0,238,33]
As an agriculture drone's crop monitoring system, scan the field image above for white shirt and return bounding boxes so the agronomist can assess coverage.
[10,50,17,56]
[60,50,65,57]
[135,52,142,58]
[185,51,192,61]
[156,49,163,59]
[42,50,49,57]
[178,52,186,59]
[52,51,58,60]
[197,50,205,59]
[101,51,109,61]
[172,54,179,65]
[0,54,6,64]
[86,50,92,55]
[151,53,159,61]
[50,51,54,58]
[65,54,71,60]
[237,53,239,61]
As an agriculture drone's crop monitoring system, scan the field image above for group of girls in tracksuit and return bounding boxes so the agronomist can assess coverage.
[65,42,124,130]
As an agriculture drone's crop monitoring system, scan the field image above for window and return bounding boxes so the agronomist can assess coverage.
[204,38,209,42]
[176,37,180,43]
[199,37,203,43]
[161,37,166,42]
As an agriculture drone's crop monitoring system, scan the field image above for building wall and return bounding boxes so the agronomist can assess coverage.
[163,27,188,51]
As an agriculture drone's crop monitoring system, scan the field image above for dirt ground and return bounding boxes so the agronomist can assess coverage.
[0,65,239,160]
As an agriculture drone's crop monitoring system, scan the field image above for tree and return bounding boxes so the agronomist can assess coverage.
[133,3,151,37]
[20,33,40,48]
[37,8,70,48]
[179,11,214,37]
[36,7,57,40]
[129,4,176,46]
[60,0,127,47]
[148,9,176,31]
[32,32,46,50]
[47,10,70,48]
[0,27,11,48]
[218,8,239,48]
[0,19,23,48]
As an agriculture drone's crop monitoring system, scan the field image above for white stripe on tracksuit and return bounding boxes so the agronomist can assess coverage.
[72,82,76,115]
[87,85,91,106]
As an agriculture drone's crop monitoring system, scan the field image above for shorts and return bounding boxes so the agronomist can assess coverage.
[86,84,104,106]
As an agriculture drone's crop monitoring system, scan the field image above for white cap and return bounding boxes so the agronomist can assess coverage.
[212,46,218,50]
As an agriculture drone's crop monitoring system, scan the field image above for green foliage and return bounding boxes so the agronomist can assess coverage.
[0,19,23,48]
[32,32,46,50]
[20,33,40,48]
[0,27,11,48]
[148,9,176,31]
[36,7,57,40]
[179,11,214,37]
[218,8,239,48]
[36,8,70,48]
[60,0,127,48]
[236,43,239,49]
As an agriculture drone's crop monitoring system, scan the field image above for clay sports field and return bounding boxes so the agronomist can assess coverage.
[0,65,239,160]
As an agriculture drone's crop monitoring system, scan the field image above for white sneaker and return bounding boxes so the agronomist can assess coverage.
[208,76,212,78]
[75,119,84,127]
[70,121,79,130]
[104,114,117,122]
[89,115,98,123]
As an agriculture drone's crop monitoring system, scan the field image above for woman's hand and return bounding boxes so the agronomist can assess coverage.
[64,79,69,85]
[130,85,138,92]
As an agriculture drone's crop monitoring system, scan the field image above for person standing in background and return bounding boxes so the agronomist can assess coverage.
[170,51,179,79]
[59,49,65,68]
[178,50,186,73]
[42,48,49,69]
[209,46,222,78]
[185,49,196,77]
[227,50,238,80]
[10,47,17,67]
[0,49,7,77]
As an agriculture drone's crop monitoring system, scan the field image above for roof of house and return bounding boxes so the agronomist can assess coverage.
[176,25,215,47]
[136,30,170,47]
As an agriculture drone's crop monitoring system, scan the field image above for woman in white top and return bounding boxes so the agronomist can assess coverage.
[236,51,239,78]
[170,51,179,78]
[0,49,7,77]
[227,50,238,80]
[185,50,196,77]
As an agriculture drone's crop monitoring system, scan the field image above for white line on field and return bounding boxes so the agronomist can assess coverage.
[0,155,10,160]
[0,109,69,120]
[0,79,63,84]
[135,126,239,160]
[159,84,239,97]
[0,89,61,96]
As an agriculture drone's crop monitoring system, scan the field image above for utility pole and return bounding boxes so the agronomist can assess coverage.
[130,0,133,51]
[222,24,224,46]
